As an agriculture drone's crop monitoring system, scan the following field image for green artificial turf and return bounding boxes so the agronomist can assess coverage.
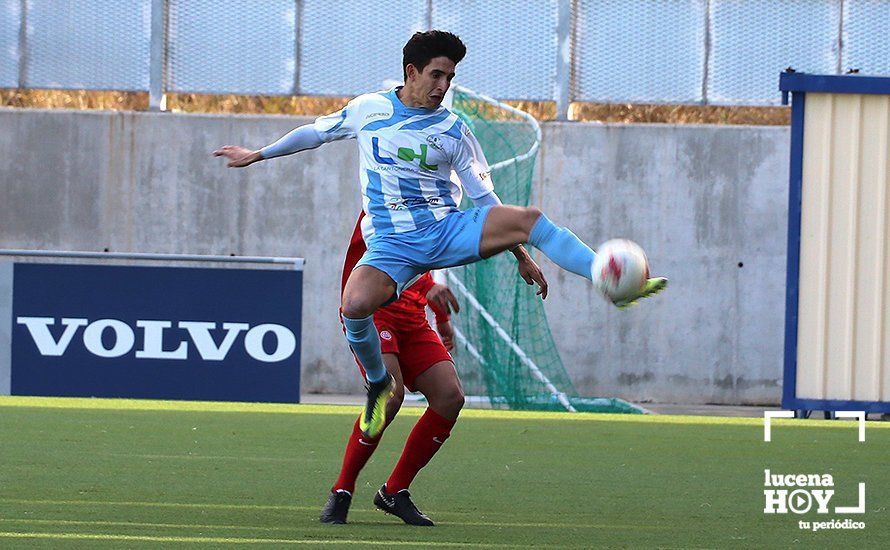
[0,397,887,548]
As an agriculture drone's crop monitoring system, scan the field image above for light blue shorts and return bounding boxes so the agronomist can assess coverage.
[355,206,494,294]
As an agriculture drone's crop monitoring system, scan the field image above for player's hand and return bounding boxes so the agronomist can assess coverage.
[212,145,262,168]
[436,320,455,351]
[516,253,548,299]
[426,283,460,314]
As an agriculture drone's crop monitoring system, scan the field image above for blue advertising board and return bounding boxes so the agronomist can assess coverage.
[9,262,302,403]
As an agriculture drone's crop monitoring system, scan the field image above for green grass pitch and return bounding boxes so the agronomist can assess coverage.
[0,396,887,548]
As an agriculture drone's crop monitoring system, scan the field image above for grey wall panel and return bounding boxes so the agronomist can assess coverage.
[575,0,706,104]
[0,261,11,395]
[0,0,19,87]
[535,123,788,404]
[25,0,151,91]
[709,0,840,105]
[843,0,890,77]
[0,108,790,404]
[166,0,296,95]
[3,1,890,105]
[432,0,558,101]
[300,0,426,96]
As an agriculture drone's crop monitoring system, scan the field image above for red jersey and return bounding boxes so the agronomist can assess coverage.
[341,213,449,329]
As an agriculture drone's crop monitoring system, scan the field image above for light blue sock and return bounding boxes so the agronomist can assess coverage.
[527,213,597,281]
[342,315,388,383]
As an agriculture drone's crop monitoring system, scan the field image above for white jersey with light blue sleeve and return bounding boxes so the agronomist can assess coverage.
[309,87,497,241]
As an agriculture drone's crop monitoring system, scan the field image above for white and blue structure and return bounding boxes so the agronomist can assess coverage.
[781,72,890,415]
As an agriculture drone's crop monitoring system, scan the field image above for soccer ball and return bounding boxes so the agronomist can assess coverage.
[591,239,650,302]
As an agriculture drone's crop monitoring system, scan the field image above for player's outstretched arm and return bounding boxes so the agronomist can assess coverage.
[213,124,326,168]
[213,145,263,168]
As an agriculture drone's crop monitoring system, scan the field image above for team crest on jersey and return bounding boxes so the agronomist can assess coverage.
[426,135,444,151]
[379,330,393,341]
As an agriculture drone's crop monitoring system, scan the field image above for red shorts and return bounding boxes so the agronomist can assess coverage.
[353,316,452,392]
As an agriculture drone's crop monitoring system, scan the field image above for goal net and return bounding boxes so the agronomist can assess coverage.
[444,86,644,414]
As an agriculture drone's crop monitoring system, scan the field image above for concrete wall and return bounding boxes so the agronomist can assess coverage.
[536,124,788,405]
[0,108,790,404]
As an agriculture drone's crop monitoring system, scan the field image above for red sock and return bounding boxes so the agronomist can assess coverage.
[385,408,456,493]
[331,418,384,494]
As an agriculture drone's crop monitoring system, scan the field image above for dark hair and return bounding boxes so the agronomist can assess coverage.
[402,30,466,80]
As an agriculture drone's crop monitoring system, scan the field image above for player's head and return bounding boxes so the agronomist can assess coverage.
[402,30,466,108]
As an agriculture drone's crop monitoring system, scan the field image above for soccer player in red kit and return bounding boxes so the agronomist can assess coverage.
[320,213,462,526]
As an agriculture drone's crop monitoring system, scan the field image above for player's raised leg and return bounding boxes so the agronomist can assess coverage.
[479,205,667,307]
[374,361,463,526]
[321,354,406,524]
[341,265,400,438]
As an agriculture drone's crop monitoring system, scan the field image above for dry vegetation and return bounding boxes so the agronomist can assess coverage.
[569,101,789,125]
[1,89,790,125]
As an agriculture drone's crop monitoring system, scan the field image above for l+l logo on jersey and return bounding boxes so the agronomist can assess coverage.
[372,137,438,171]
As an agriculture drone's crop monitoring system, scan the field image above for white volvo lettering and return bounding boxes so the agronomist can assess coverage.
[82,319,135,358]
[179,321,249,361]
[15,317,87,356]
[136,320,188,360]
[243,324,297,363]
[15,317,296,362]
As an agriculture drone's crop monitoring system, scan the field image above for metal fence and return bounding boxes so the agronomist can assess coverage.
[1,0,888,116]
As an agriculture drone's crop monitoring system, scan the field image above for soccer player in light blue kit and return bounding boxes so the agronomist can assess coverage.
[215,30,666,518]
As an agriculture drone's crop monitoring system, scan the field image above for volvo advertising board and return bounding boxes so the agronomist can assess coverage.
[2,261,302,403]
